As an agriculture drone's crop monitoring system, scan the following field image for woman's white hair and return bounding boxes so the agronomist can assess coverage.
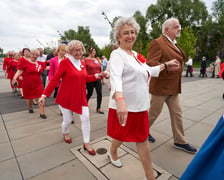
[31,49,40,56]
[113,17,140,44]
[162,17,179,33]
[67,40,86,54]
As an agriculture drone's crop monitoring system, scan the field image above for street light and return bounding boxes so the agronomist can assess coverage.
[36,39,45,48]
[102,11,113,28]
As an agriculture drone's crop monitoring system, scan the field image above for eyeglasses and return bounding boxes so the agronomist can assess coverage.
[72,48,82,53]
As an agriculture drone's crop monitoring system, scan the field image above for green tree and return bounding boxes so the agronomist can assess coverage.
[210,0,224,59]
[0,47,3,58]
[212,0,224,20]
[146,0,208,39]
[62,26,101,57]
[196,0,224,61]
[101,44,114,59]
[177,27,197,58]
[133,11,150,56]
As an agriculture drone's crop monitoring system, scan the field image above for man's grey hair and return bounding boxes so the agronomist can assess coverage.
[162,17,179,33]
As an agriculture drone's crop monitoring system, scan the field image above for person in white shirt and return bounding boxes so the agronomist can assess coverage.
[185,56,193,77]
[107,17,180,180]
[37,48,47,88]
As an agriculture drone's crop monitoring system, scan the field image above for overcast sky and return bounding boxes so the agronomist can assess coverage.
[0,0,215,53]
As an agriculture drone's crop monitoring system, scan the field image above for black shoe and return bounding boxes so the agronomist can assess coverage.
[21,96,24,99]
[71,120,74,124]
[40,114,47,119]
[174,143,197,154]
[96,109,104,114]
[222,93,224,99]
[28,109,34,113]
[148,134,155,143]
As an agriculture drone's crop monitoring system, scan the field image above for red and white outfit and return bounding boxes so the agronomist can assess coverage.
[17,58,46,99]
[42,55,99,142]
[108,48,160,142]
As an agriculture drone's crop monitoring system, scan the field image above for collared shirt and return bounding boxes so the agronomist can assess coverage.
[66,54,81,71]
[37,55,47,62]
[109,48,160,112]
[163,34,180,52]
[186,58,193,66]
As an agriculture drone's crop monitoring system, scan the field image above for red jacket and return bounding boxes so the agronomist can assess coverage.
[43,58,98,114]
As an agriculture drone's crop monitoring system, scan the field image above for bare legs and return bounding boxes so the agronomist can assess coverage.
[26,99,45,115]
[110,139,155,180]
[26,99,33,110]
[110,139,123,160]
[137,140,155,180]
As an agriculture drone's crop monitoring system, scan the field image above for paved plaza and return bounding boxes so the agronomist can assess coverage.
[0,65,224,179]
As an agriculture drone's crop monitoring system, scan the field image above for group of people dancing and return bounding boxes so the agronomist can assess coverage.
[3,16,200,180]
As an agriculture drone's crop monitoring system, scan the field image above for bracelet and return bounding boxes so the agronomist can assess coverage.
[115,97,124,102]
[95,73,99,79]
[41,94,46,98]
[163,62,167,69]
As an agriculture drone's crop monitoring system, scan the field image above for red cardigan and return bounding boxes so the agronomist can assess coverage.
[43,58,98,114]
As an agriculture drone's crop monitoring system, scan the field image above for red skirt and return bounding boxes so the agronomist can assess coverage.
[107,108,149,142]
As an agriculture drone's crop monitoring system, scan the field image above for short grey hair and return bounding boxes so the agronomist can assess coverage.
[162,17,179,33]
[67,40,86,54]
[113,17,140,44]
[31,49,40,56]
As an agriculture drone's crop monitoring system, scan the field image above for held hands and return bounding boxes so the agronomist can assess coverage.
[166,59,180,71]
[11,78,17,86]
[38,96,46,106]
[98,71,109,78]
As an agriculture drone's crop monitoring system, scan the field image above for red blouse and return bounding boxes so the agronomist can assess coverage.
[43,58,98,114]
[84,58,102,75]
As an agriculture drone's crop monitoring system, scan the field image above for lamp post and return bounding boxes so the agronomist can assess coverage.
[101,11,113,28]
[36,40,45,48]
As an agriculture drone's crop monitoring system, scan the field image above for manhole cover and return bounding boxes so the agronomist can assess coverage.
[96,148,107,155]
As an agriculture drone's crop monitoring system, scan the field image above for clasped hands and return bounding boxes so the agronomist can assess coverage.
[98,71,109,78]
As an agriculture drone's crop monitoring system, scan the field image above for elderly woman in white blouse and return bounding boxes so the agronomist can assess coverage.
[107,17,180,180]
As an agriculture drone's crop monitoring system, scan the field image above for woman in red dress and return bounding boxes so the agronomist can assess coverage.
[7,52,20,93]
[12,49,48,119]
[18,48,31,98]
[39,40,105,155]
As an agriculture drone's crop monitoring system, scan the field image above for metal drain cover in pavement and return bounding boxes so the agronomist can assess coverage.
[96,148,107,155]
[71,136,172,180]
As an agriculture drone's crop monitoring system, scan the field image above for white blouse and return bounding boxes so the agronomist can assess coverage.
[109,47,160,112]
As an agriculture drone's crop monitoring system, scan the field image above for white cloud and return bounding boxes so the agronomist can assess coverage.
[0,0,214,53]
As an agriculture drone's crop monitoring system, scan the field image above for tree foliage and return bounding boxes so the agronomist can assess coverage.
[133,11,150,56]
[146,0,208,39]
[177,27,197,58]
[62,26,102,57]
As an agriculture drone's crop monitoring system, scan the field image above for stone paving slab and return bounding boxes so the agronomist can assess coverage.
[28,159,97,180]
[0,158,22,180]
[17,142,76,179]
[0,75,224,180]
[71,136,172,180]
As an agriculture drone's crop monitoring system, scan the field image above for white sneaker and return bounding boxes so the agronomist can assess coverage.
[107,153,123,168]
